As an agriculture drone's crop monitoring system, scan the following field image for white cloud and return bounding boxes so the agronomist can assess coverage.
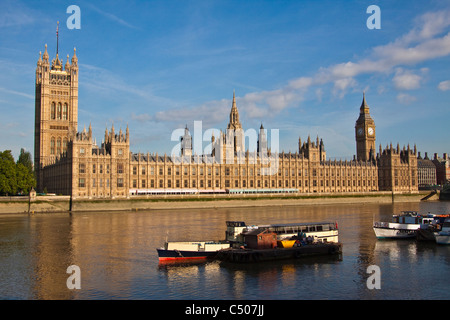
[0,87,33,99]
[438,80,450,91]
[142,9,450,125]
[332,77,357,97]
[396,93,417,105]
[0,1,35,28]
[392,68,422,90]
[154,98,230,128]
[86,3,139,29]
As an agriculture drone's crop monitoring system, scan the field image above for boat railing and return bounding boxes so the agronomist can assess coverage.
[373,221,389,228]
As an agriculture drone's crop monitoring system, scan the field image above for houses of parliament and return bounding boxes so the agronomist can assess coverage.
[34,40,418,199]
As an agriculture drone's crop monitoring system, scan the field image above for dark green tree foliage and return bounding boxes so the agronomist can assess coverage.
[0,149,36,195]
[17,148,33,172]
[0,150,17,195]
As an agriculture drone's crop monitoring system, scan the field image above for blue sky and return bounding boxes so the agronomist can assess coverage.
[1,0,449,161]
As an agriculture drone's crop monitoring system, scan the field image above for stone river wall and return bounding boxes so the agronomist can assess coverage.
[0,191,435,214]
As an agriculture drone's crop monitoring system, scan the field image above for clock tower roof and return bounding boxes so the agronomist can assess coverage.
[356,92,373,123]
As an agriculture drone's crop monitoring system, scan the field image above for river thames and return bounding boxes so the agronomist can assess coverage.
[0,200,449,300]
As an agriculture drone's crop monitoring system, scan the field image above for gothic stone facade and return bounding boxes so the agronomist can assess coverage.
[35,44,417,198]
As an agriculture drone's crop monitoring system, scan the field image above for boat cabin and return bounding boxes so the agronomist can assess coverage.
[244,229,277,249]
[225,221,247,243]
[441,218,450,232]
[262,222,339,243]
[225,220,339,246]
[392,211,443,226]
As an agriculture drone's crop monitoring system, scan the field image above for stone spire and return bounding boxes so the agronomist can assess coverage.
[357,92,373,122]
[65,54,70,70]
[360,92,370,113]
[43,44,49,63]
[71,47,78,66]
[227,90,242,130]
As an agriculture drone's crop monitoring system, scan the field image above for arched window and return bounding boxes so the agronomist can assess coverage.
[50,138,55,155]
[57,103,62,119]
[57,138,61,154]
[63,103,68,120]
[51,102,56,120]
[63,138,68,153]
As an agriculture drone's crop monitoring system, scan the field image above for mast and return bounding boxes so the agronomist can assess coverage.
[56,21,59,56]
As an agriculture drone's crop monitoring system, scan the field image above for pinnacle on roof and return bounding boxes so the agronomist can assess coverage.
[360,91,369,113]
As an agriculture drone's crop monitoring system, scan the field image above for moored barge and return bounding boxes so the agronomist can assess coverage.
[157,220,341,263]
[217,220,342,263]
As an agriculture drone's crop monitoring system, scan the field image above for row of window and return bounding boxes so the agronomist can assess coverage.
[379,169,415,177]
[79,163,127,175]
[50,102,69,120]
[79,178,124,188]
[130,166,377,177]
[50,137,68,155]
[82,162,378,182]
[79,163,112,174]
[379,179,416,187]
[130,178,378,189]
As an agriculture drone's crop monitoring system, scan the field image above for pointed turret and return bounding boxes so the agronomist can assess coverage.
[37,51,42,66]
[43,44,49,63]
[360,91,369,112]
[65,54,70,70]
[71,48,78,66]
[227,90,242,130]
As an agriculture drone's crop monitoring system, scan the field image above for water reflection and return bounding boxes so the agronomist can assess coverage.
[0,200,449,299]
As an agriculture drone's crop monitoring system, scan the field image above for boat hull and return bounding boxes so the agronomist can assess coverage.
[157,248,218,261]
[216,243,342,263]
[373,226,417,239]
[416,229,437,241]
[435,233,450,245]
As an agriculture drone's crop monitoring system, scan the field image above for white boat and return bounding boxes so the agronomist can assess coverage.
[157,241,230,261]
[373,211,436,239]
[226,221,339,246]
[435,218,450,245]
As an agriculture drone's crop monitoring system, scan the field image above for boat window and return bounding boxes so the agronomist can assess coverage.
[309,226,316,232]
[316,225,323,231]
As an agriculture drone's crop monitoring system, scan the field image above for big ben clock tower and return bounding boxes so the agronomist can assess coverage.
[355,93,376,161]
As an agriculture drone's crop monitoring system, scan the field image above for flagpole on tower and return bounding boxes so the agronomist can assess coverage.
[56,21,59,56]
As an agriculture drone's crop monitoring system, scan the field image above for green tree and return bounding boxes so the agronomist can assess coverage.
[0,150,17,195]
[17,148,33,173]
[16,163,35,194]
[0,149,36,196]
[16,148,36,194]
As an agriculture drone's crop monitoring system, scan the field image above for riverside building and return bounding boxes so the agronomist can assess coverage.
[34,40,418,199]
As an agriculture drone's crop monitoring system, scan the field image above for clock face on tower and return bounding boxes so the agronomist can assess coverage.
[368,127,374,136]
[357,128,364,136]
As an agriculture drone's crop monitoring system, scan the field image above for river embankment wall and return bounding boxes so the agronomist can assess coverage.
[0,191,437,214]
